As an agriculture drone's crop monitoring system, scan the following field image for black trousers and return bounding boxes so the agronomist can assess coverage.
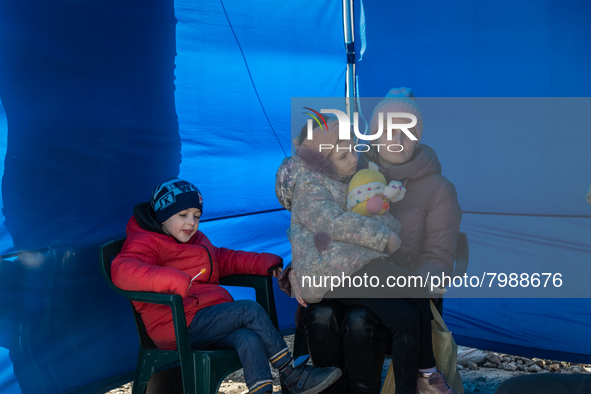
[303,258,436,394]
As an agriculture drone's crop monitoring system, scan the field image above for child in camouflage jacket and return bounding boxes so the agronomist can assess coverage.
[275,119,403,302]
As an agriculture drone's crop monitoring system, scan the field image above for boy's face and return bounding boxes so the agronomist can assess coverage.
[162,208,202,243]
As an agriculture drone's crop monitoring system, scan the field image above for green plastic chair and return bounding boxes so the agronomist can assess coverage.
[100,238,279,394]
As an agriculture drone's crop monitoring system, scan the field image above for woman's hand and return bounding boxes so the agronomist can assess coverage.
[386,232,402,254]
[288,269,308,308]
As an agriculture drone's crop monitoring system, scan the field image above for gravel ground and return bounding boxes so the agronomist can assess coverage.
[105,335,591,394]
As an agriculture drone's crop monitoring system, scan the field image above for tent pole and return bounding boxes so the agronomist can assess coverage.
[343,0,356,126]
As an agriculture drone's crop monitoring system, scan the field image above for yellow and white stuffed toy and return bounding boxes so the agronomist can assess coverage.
[347,162,406,215]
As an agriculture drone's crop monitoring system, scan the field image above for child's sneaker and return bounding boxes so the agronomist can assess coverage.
[280,355,342,394]
[417,370,457,394]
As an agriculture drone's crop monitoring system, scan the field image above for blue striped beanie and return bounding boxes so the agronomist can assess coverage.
[151,177,203,223]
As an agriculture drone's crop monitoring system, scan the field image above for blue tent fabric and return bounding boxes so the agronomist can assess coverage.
[0,0,180,253]
[447,299,591,364]
[353,0,591,97]
[0,1,180,393]
[173,0,344,216]
[0,0,590,393]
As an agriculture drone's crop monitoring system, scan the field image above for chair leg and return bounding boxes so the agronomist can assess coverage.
[193,370,230,394]
[193,351,241,394]
[134,366,158,394]
[132,379,148,394]
[134,349,180,394]
[180,359,197,394]
[132,350,150,394]
[145,367,184,394]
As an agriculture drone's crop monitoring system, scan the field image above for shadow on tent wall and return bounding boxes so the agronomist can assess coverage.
[0,1,180,393]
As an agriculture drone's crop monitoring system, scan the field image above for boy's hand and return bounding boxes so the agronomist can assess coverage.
[186,281,195,297]
[271,266,283,278]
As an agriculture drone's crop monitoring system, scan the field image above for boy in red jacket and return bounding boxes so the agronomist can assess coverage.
[112,178,341,394]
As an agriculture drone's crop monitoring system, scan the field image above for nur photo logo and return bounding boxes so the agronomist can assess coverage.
[302,108,418,153]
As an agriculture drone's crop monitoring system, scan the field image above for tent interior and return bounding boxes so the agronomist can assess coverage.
[0,1,590,393]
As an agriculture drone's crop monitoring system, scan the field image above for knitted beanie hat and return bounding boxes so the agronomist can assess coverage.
[294,118,340,156]
[151,177,203,223]
[369,87,423,143]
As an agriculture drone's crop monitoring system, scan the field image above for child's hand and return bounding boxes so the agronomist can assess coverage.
[386,232,402,254]
[271,266,283,278]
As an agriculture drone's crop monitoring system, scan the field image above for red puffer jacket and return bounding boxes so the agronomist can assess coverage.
[112,208,282,350]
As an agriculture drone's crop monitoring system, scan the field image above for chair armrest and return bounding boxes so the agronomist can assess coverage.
[220,275,279,330]
[115,288,179,305]
[111,286,192,352]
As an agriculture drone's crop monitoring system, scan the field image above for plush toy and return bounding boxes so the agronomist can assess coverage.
[312,162,405,268]
[347,162,406,215]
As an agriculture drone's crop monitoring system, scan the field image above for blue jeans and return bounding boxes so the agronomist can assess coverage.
[187,299,289,391]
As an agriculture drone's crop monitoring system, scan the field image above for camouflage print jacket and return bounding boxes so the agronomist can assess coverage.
[275,147,402,302]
